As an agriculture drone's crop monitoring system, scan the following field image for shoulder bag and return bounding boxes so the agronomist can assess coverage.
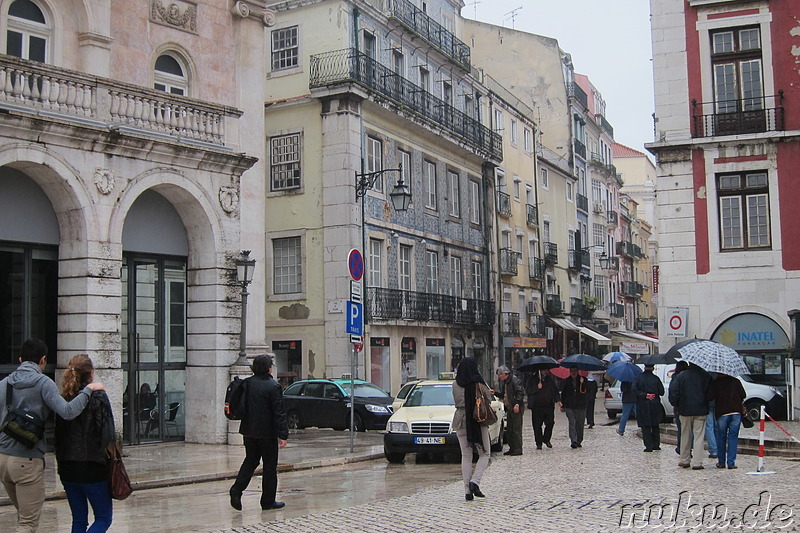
[107,441,133,500]
[473,383,498,426]
[741,406,755,429]
[2,384,45,449]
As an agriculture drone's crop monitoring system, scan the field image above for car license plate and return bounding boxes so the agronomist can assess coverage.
[415,436,445,445]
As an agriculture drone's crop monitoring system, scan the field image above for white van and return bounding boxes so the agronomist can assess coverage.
[603,364,785,421]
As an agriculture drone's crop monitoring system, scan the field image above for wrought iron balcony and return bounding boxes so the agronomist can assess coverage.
[597,113,614,137]
[544,242,558,265]
[621,281,643,298]
[500,312,520,336]
[309,49,501,160]
[691,93,784,138]
[617,241,643,259]
[576,193,589,213]
[0,55,237,147]
[570,297,585,317]
[529,258,545,281]
[546,295,563,316]
[574,138,587,159]
[497,191,511,217]
[610,302,625,317]
[529,314,546,336]
[366,287,494,326]
[568,82,588,109]
[526,203,538,226]
[568,249,590,271]
[500,248,521,276]
[387,0,470,71]
[606,210,618,227]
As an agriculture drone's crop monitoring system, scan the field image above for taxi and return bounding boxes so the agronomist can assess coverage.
[383,374,505,463]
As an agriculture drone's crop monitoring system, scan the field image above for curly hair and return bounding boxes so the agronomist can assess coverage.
[61,354,94,400]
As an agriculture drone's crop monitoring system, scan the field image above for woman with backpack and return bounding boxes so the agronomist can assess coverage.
[55,354,115,533]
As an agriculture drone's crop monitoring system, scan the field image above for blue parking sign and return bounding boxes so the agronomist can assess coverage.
[346,300,363,336]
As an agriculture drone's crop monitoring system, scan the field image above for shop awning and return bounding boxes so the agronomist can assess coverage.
[578,326,611,344]
[612,330,658,344]
[548,317,580,331]
[549,318,611,343]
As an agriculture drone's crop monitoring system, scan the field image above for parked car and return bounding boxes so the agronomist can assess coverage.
[603,364,786,421]
[283,378,394,432]
[383,378,505,464]
[391,380,420,412]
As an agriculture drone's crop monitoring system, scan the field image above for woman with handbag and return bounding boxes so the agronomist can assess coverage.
[55,354,115,532]
[452,357,492,501]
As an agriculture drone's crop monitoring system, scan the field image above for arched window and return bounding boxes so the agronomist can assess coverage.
[6,0,49,62]
[154,53,188,96]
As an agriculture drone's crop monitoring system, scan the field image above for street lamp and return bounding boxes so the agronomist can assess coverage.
[234,250,256,366]
[355,163,412,211]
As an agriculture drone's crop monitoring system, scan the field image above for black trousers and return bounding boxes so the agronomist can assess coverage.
[641,425,660,451]
[531,405,555,446]
[231,436,279,507]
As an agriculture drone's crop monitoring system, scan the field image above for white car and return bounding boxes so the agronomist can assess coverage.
[383,379,505,463]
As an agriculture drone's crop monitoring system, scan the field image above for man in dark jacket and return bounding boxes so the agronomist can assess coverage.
[561,367,588,448]
[0,338,104,533]
[495,366,524,456]
[633,365,665,452]
[668,363,711,469]
[230,354,289,511]
[525,369,561,449]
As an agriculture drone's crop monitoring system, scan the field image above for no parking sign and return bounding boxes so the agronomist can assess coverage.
[666,308,688,337]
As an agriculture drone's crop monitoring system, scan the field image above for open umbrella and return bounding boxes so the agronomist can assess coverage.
[559,353,606,371]
[637,353,680,366]
[664,337,705,360]
[517,355,560,372]
[677,340,749,376]
[606,361,643,382]
[550,359,589,379]
[602,351,632,364]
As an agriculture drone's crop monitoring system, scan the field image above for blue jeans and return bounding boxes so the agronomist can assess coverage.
[706,401,717,455]
[63,481,113,533]
[618,403,636,434]
[715,413,742,467]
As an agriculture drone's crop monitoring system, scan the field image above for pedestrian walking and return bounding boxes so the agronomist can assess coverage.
[633,364,665,452]
[495,366,524,455]
[524,369,560,449]
[55,354,115,533]
[668,362,711,470]
[585,374,598,428]
[707,373,746,469]
[452,358,492,501]
[0,338,105,533]
[230,354,289,511]
[560,367,588,448]
[616,380,637,436]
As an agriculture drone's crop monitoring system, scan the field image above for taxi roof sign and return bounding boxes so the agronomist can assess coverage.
[438,372,456,380]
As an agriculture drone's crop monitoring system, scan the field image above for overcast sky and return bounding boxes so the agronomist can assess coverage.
[464,0,655,154]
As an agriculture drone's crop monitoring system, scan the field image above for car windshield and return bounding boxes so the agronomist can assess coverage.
[404,384,454,407]
[338,382,391,398]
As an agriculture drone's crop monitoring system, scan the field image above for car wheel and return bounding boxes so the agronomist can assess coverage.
[745,400,766,422]
[490,423,504,452]
[607,410,619,419]
[287,410,303,430]
[384,451,405,464]
[353,413,366,432]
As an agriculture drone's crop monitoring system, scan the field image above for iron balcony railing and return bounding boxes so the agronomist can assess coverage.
[607,210,618,226]
[574,138,587,159]
[691,92,784,138]
[529,314,546,336]
[568,249,590,271]
[387,0,470,71]
[544,242,558,265]
[570,297,585,317]
[597,113,614,137]
[576,193,589,213]
[526,203,538,227]
[610,303,625,317]
[617,241,643,259]
[0,55,238,147]
[309,49,502,160]
[366,287,494,326]
[569,82,588,109]
[500,312,520,336]
[621,281,644,298]
[529,258,545,281]
[500,248,521,276]
[546,295,563,316]
[497,191,511,217]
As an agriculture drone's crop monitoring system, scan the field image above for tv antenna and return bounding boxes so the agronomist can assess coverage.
[503,6,523,29]
[465,0,481,19]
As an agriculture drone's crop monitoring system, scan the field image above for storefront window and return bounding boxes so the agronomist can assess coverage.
[426,338,445,379]
[272,340,302,388]
[370,337,390,391]
[401,337,417,383]
[712,313,789,387]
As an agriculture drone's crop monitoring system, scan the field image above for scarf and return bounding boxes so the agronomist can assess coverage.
[456,358,486,445]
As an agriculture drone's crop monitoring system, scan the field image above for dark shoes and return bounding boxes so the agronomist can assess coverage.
[230,490,242,511]
[536,445,543,450]
[644,448,653,452]
[571,442,578,449]
[544,441,552,448]
[653,447,661,451]
[465,493,474,501]
[728,465,738,469]
[678,462,691,468]
[262,501,285,510]
[716,463,726,469]
[692,465,705,470]
[504,450,522,456]
[469,481,485,498]
[709,454,718,459]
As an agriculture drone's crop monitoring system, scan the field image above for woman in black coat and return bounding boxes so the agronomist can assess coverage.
[634,364,665,452]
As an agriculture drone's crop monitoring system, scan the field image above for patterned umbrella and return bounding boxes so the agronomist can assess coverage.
[664,337,705,360]
[606,361,643,382]
[517,355,560,372]
[676,340,750,376]
[602,351,632,363]
[559,353,606,371]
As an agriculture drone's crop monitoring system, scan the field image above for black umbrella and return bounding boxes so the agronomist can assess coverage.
[559,353,605,371]
[637,353,680,365]
[664,337,705,360]
[517,355,560,372]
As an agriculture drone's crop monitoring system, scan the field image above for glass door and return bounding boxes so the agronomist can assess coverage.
[122,255,186,444]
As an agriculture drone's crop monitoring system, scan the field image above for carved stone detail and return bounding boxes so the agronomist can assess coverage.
[231,1,250,18]
[94,168,115,195]
[150,0,197,34]
[231,2,276,27]
[219,186,239,214]
[262,10,277,27]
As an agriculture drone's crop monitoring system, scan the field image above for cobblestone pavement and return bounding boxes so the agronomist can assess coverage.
[211,416,800,533]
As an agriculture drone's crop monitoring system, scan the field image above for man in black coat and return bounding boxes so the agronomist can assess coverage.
[668,363,711,470]
[634,365,665,452]
[525,369,561,449]
[560,367,588,449]
[496,366,525,456]
[230,354,289,511]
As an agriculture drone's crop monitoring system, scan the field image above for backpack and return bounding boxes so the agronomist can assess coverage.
[224,377,248,421]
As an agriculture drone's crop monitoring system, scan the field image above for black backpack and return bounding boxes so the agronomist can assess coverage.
[224,377,248,421]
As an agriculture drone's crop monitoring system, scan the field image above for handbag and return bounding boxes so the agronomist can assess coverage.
[473,383,498,426]
[741,407,755,429]
[106,442,133,500]
[2,384,45,449]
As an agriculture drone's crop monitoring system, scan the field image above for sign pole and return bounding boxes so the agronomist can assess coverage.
[350,343,355,453]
